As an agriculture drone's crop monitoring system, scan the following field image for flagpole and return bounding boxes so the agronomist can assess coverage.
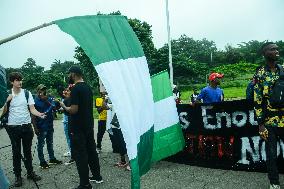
[166,0,174,87]
[0,22,55,45]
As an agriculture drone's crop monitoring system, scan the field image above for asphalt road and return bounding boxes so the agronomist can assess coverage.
[0,119,283,189]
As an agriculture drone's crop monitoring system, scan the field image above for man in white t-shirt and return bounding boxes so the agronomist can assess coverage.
[1,72,46,187]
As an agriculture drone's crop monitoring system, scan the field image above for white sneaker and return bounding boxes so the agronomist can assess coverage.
[64,159,75,165]
[270,184,280,189]
[63,151,71,157]
[96,148,101,154]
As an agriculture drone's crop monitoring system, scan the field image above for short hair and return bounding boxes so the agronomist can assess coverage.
[261,41,275,54]
[68,66,83,77]
[9,72,23,82]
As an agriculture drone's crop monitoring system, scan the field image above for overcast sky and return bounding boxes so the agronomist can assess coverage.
[0,0,283,70]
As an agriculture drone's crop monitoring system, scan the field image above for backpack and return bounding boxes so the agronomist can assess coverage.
[0,89,30,128]
[269,64,284,108]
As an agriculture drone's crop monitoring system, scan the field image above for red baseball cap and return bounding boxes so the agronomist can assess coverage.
[209,73,224,81]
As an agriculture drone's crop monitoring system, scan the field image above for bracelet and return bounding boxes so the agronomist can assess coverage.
[259,129,268,135]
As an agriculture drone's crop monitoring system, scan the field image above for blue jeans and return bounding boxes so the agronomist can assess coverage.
[0,164,10,189]
[37,129,55,163]
[63,122,71,151]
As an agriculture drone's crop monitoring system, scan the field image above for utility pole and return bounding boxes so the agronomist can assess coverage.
[166,0,173,87]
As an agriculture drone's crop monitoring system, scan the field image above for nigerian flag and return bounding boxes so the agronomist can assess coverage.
[151,71,185,162]
[0,65,8,108]
[55,15,155,189]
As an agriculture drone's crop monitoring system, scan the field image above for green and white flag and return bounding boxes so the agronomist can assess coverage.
[0,65,8,108]
[151,71,185,162]
[55,15,155,189]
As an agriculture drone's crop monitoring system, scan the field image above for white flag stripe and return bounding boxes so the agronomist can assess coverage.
[95,56,154,160]
[154,96,179,132]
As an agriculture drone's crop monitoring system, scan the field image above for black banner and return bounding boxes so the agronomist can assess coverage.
[168,99,284,172]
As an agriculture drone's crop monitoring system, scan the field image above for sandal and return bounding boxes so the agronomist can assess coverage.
[126,164,131,171]
[114,161,127,167]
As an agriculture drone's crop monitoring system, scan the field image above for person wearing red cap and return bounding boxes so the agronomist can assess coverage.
[196,73,224,103]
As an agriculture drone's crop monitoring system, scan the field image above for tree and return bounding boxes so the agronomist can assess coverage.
[128,18,158,74]
[74,46,99,93]
[20,58,44,90]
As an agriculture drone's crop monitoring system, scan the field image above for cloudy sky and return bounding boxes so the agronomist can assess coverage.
[0,0,283,70]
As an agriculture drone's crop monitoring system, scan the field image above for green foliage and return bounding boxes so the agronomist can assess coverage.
[212,62,260,80]
[20,58,44,90]
[74,46,99,94]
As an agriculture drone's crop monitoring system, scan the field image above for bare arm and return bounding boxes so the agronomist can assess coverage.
[29,104,46,118]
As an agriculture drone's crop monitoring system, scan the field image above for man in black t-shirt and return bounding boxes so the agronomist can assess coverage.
[60,66,102,189]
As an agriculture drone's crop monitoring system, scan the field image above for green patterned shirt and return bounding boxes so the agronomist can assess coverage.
[254,64,284,127]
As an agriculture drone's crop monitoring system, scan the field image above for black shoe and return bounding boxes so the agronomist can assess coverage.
[27,172,41,181]
[14,176,23,187]
[74,184,93,189]
[49,158,63,165]
[89,175,103,184]
[40,161,50,169]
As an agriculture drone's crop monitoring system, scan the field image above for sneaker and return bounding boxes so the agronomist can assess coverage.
[49,158,63,165]
[65,159,75,165]
[89,176,103,184]
[270,184,281,189]
[73,184,93,189]
[40,161,50,169]
[14,176,23,187]
[63,151,71,157]
[27,172,41,181]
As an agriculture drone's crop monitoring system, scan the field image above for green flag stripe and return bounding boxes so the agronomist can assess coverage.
[151,123,185,162]
[55,15,144,65]
[130,126,154,189]
[151,70,173,102]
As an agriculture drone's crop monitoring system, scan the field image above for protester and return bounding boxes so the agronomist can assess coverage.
[190,88,199,104]
[254,42,282,189]
[172,84,181,104]
[111,113,131,171]
[33,84,62,169]
[62,85,75,165]
[1,72,44,187]
[246,76,256,101]
[95,91,110,153]
[196,73,224,103]
[59,66,102,189]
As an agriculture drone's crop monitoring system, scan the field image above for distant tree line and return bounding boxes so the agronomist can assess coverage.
[4,12,284,95]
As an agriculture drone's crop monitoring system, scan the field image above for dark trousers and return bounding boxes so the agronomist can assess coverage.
[72,129,101,186]
[96,120,106,149]
[5,124,34,177]
[113,128,127,156]
[265,126,280,185]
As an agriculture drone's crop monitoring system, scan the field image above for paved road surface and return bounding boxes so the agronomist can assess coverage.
[0,120,283,189]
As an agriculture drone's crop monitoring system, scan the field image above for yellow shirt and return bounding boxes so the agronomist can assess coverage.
[96,98,107,121]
